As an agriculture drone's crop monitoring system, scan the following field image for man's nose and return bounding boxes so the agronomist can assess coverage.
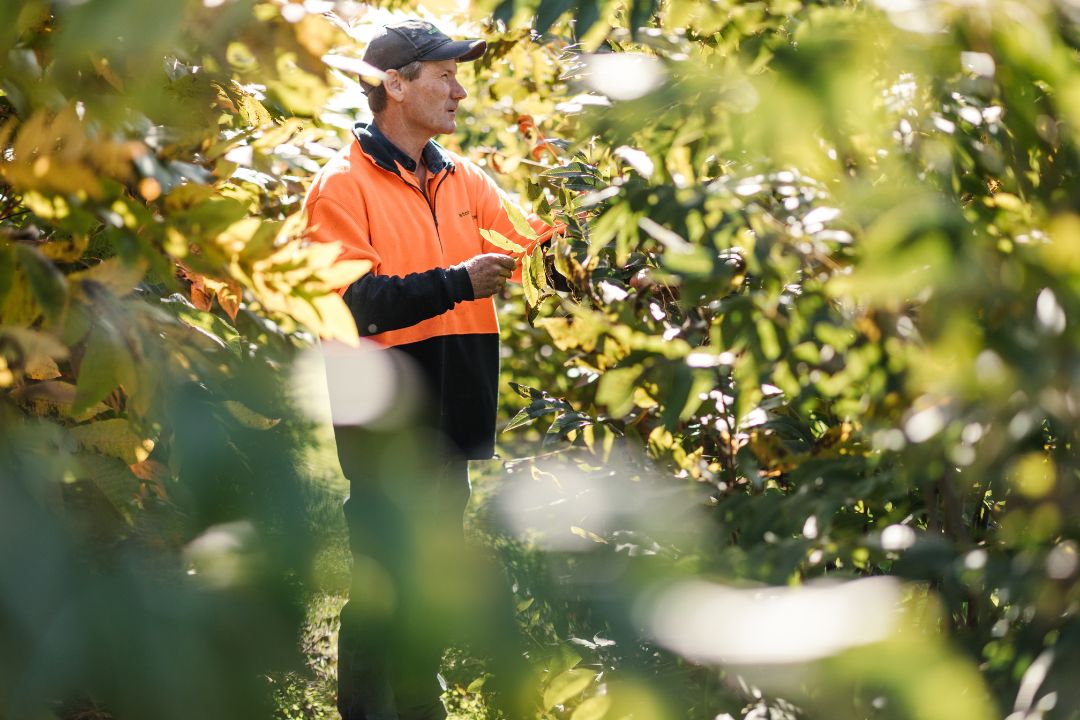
[451,79,467,100]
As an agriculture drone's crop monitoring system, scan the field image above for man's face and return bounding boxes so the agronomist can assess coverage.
[398,59,468,138]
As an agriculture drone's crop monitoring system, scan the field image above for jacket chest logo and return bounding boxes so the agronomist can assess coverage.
[458,210,471,218]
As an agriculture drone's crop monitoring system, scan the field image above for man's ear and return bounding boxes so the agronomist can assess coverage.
[383,69,407,102]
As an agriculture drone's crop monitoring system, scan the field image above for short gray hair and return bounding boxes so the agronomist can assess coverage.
[366,60,423,114]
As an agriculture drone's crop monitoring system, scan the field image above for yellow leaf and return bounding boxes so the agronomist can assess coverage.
[70,419,155,466]
[1,270,38,325]
[278,209,309,244]
[314,259,372,291]
[281,291,324,332]
[0,326,68,382]
[12,379,109,420]
[252,118,305,151]
[535,308,608,353]
[298,237,345,269]
[216,217,262,255]
[165,227,189,257]
[223,400,280,430]
[500,195,539,241]
[20,191,70,220]
[312,293,360,345]
[295,14,338,58]
[24,354,60,380]
[479,228,525,253]
[70,257,148,296]
[237,91,273,128]
[41,233,89,262]
[522,242,546,309]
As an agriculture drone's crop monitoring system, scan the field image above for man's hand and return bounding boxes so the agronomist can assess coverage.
[460,253,516,298]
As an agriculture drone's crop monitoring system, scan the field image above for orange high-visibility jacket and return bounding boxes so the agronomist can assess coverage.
[304,123,550,458]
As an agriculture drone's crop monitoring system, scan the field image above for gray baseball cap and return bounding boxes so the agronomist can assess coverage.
[361,19,486,89]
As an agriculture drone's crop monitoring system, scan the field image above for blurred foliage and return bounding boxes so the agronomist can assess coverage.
[0,1,364,718]
[3,0,1080,719]
[461,0,1080,719]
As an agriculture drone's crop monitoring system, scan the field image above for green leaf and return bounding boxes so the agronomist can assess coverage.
[0,243,15,309]
[74,452,140,515]
[160,294,242,357]
[630,0,659,35]
[16,244,67,326]
[70,257,148,296]
[479,228,525,254]
[756,317,781,361]
[574,0,600,36]
[509,382,544,400]
[546,410,592,439]
[542,162,603,191]
[70,419,151,465]
[522,243,547,308]
[500,195,539,241]
[73,322,134,415]
[639,218,713,276]
[544,668,597,710]
[535,0,576,34]
[596,365,643,417]
[570,695,612,720]
[504,399,559,432]
[659,362,693,430]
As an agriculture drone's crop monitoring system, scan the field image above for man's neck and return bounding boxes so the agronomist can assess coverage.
[372,114,432,169]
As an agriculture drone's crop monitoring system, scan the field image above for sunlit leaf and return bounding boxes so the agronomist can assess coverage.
[570,694,612,720]
[223,400,280,430]
[313,258,373,291]
[70,419,154,466]
[522,242,546,309]
[480,228,525,254]
[70,258,149,297]
[500,195,539,241]
[596,364,642,417]
[543,668,597,710]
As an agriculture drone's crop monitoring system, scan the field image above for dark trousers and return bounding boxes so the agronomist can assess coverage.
[335,432,471,720]
[332,413,533,720]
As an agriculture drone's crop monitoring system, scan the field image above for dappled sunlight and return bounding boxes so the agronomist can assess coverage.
[294,339,421,428]
[645,577,901,665]
[2,0,1080,718]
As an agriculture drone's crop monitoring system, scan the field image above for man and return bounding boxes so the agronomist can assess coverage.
[304,18,549,720]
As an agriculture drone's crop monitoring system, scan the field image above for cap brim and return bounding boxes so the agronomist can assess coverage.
[421,39,487,63]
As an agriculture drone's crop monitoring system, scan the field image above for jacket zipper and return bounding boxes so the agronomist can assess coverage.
[429,170,450,229]
[392,169,451,253]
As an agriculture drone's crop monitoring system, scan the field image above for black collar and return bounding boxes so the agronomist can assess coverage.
[354,122,455,177]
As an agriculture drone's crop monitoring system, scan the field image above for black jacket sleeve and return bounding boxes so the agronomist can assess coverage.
[343,266,475,336]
